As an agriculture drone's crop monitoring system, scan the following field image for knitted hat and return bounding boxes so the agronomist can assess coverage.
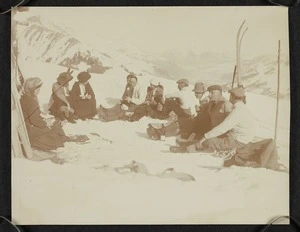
[24,77,43,94]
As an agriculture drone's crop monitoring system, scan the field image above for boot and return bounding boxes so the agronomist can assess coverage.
[147,121,179,140]
[176,133,196,146]
[97,105,108,121]
[163,121,180,137]
[147,124,161,140]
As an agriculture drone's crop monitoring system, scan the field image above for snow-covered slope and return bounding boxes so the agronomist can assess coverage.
[12,60,290,224]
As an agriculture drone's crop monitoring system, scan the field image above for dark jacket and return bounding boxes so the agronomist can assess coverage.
[20,94,67,151]
[203,97,233,128]
[70,82,97,119]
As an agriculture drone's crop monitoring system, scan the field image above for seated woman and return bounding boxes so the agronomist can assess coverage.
[20,77,70,161]
[70,71,97,120]
[48,69,76,123]
[98,74,146,122]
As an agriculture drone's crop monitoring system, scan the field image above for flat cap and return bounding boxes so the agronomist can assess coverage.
[207,85,222,92]
[228,87,246,98]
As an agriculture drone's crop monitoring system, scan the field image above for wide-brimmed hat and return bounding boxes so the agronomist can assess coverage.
[192,82,206,93]
[77,71,91,82]
[57,72,73,85]
[176,79,189,86]
[24,77,43,94]
[229,87,245,98]
[207,85,222,92]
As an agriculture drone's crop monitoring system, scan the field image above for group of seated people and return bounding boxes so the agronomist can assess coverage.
[18,70,286,172]
[19,69,96,162]
[96,74,284,171]
[48,68,97,123]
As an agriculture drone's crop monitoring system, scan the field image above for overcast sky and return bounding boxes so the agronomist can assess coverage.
[25,7,289,57]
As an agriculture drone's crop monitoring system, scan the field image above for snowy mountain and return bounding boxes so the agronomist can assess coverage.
[16,16,112,74]
[115,48,290,99]
[239,55,290,98]
[14,13,289,99]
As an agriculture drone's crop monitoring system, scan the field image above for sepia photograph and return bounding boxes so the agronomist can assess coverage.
[11,6,290,224]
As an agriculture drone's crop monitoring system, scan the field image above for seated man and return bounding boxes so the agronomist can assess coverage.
[186,87,256,153]
[98,74,147,121]
[164,78,198,118]
[204,85,233,129]
[176,82,209,140]
[130,81,166,121]
[176,84,233,145]
[146,80,201,140]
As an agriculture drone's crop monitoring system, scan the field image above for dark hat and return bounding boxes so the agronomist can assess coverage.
[207,85,222,92]
[229,87,245,98]
[192,82,206,93]
[176,79,189,86]
[127,74,137,81]
[77,72,91,82]
[57,72,73,85]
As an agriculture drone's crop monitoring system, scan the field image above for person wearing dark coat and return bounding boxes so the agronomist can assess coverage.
[20,77,69,153]
[48,69,76,123]
[130,81,166,122]
[187,87,255,153]
[175,84,232,147]
[70,71,97,120]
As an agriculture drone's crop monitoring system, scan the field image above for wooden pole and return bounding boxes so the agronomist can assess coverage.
[231,65,237,89]
[274,40,281,142]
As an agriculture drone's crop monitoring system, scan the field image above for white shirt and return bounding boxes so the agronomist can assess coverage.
[63,86,70,97]
[165,87,198,116]
[130,84,147,105]
[79,83,86,97]
[204,101,256,144]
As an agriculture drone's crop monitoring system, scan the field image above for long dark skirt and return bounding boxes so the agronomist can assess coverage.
[49,96,74,121]
[27,121,69,151]
[73,98,97,119]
